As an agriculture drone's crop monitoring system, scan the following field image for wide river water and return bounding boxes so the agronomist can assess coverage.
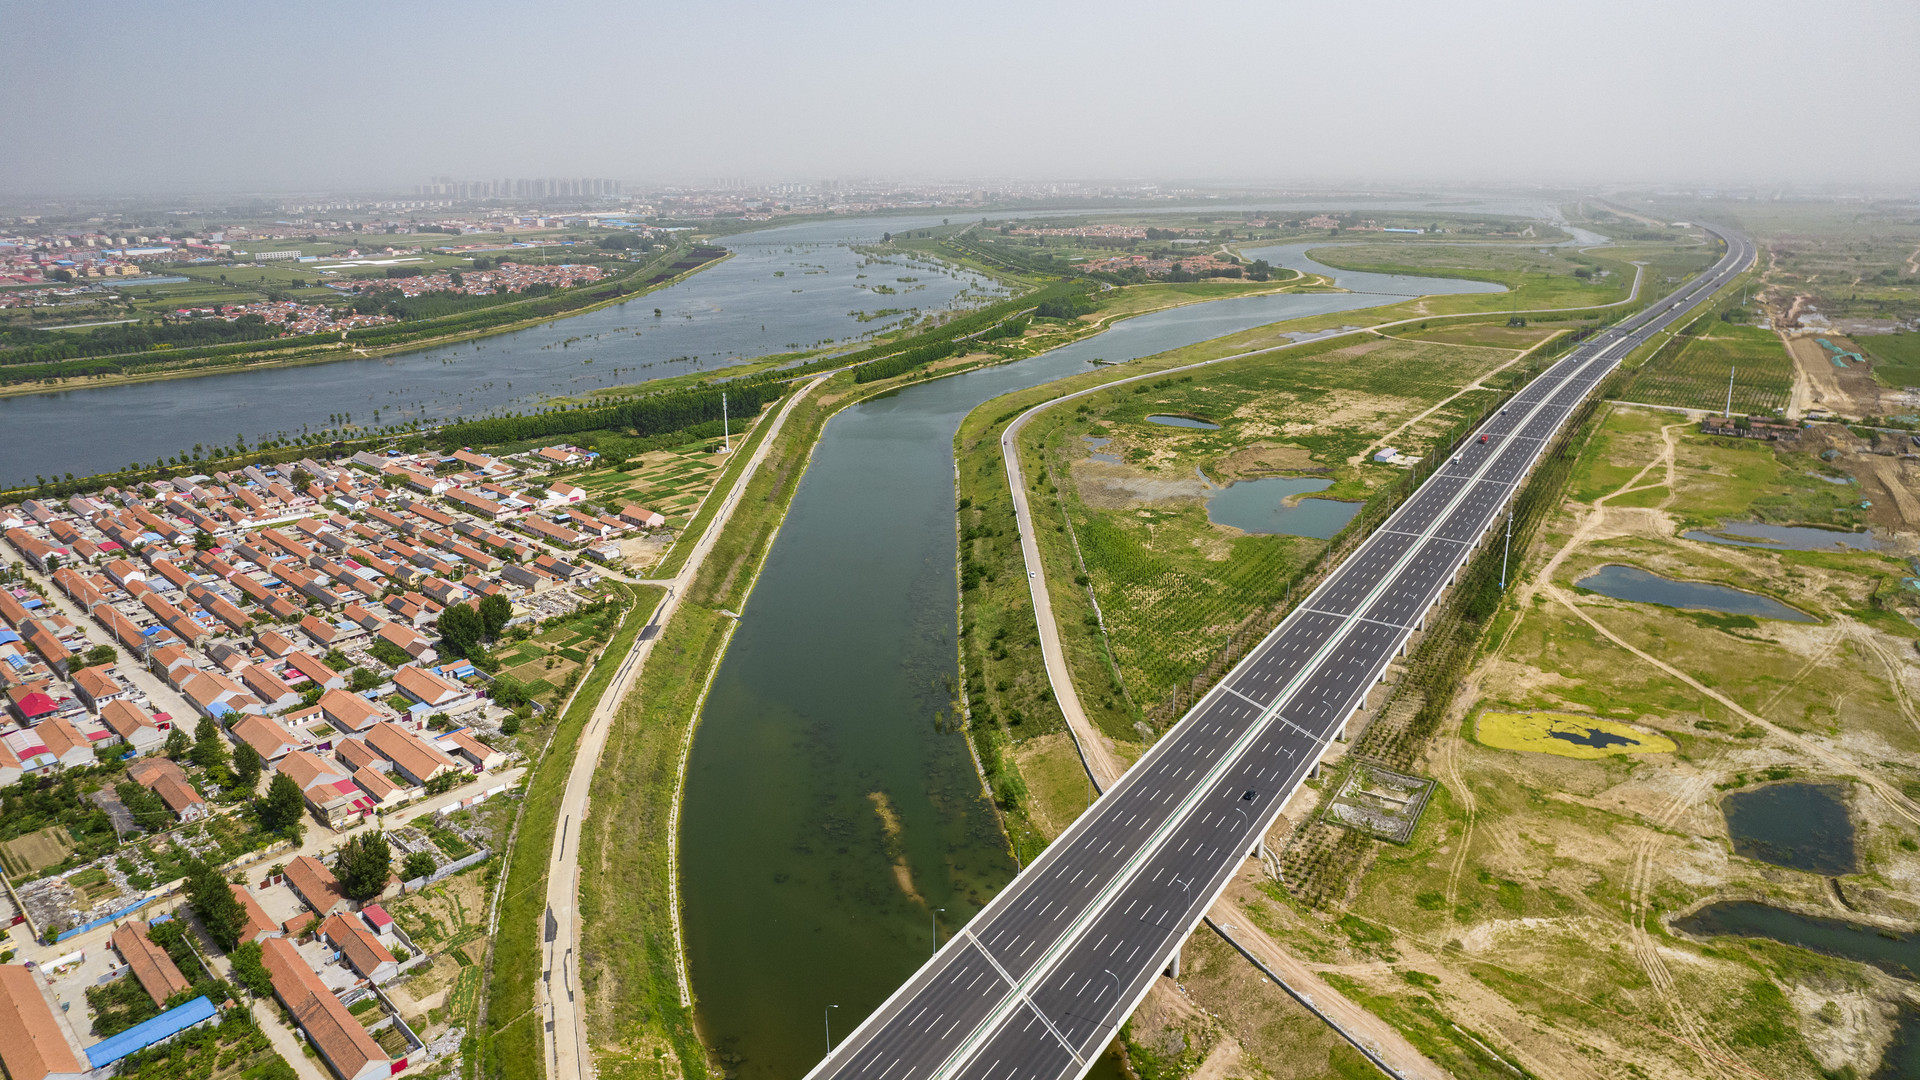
[678,242,1504,1078]
[0,199,1571,487]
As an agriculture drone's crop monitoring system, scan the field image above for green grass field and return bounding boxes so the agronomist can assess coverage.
[1858,331,1920,389]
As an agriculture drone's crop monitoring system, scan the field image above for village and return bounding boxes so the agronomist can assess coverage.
[0,435,681,1080]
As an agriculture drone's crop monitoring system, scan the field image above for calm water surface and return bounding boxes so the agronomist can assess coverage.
[1722,782,1856,875]
[1683,521,1881,552]
[1145,413,1221,430]
[1205,477,1360,539]
[0,215,1001,486]
[1575,564,1814,622]
[3,201,1546,487]
[680,247,1503,1077]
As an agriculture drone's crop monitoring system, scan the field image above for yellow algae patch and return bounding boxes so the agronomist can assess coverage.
[1475,711,1677,759]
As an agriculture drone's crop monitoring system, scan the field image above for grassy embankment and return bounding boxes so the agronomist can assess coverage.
[568,370,874,1080]
[477,581,663,1080]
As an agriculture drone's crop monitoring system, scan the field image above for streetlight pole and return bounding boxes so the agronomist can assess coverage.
[824,1003,839,1052]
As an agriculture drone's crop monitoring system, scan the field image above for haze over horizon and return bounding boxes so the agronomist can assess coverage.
[4,0,1918,196]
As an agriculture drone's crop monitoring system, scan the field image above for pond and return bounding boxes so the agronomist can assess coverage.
[1675,901,1916,982]
[1722,781,1856,875]
[1083,435,1119,464]
[1145,413,1221,430]
[1205,476,1362,539]
[1574,564,1815,622]
[1683,521,1881,553]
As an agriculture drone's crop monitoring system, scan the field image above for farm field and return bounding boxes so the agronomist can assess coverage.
[571,442,732,533]
[0,824,74,876]
[1625,323,1795,414]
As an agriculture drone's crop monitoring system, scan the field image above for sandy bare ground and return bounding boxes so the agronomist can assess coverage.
[1867,456,1920,528]
[1782,332,1852,415]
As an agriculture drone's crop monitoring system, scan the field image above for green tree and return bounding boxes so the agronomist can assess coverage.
[228,940,273,997]
[231,741,262,792]
[82,644,118,668]
[182,856,248,951]
[437,602,484,659]
[478,593,513,639]
[335,832,392,902]
[401,852,437,882]
[257,773,306,839]
[164,727,191,760]
[191,716,229,777]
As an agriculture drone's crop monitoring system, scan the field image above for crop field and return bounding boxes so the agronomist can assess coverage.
[0,825,74,876]
[572,441,734,531]
[1624,323,1795,413]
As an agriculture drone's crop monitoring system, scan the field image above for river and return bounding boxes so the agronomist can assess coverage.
[0,217,1002,486]
[677,246,1504,1079]
[0,199,1569,487]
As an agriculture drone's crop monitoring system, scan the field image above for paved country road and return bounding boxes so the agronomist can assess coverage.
[806,226,1753,1080]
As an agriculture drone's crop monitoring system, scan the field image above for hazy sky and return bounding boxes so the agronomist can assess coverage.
[4,0,1917,195]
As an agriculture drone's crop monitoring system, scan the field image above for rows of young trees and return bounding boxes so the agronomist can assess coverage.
[0,315,283,367]
[432,380,781,449]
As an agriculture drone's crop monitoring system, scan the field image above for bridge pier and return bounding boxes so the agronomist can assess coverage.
[1166,941,1182,979]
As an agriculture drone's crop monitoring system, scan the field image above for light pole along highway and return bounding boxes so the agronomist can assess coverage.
[800,225,1753,1080]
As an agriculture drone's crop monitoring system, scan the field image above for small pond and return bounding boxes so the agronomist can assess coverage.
[1575,564,1815,622]
[1206,476,1361,539]
[1722,781,1856,875]
[1083,435,1119,464]
[1146,414,1221,430]
[1675,901,1916,982]
[1683,520,1881,552]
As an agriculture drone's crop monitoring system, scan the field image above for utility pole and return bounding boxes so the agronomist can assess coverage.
[1725,366,1736,418]
[721,391,730,452]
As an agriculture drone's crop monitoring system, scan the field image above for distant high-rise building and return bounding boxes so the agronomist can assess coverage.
[416,176,622,201]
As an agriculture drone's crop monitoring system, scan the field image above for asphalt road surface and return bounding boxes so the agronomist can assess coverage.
[804,226,1754,1080]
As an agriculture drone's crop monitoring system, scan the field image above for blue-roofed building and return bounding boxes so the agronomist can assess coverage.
[84,996,218,1068]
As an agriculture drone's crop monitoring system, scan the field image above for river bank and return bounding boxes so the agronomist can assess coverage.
[0,214,1009,486]
[0,244,729,399]
[666,245,1517,1080]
